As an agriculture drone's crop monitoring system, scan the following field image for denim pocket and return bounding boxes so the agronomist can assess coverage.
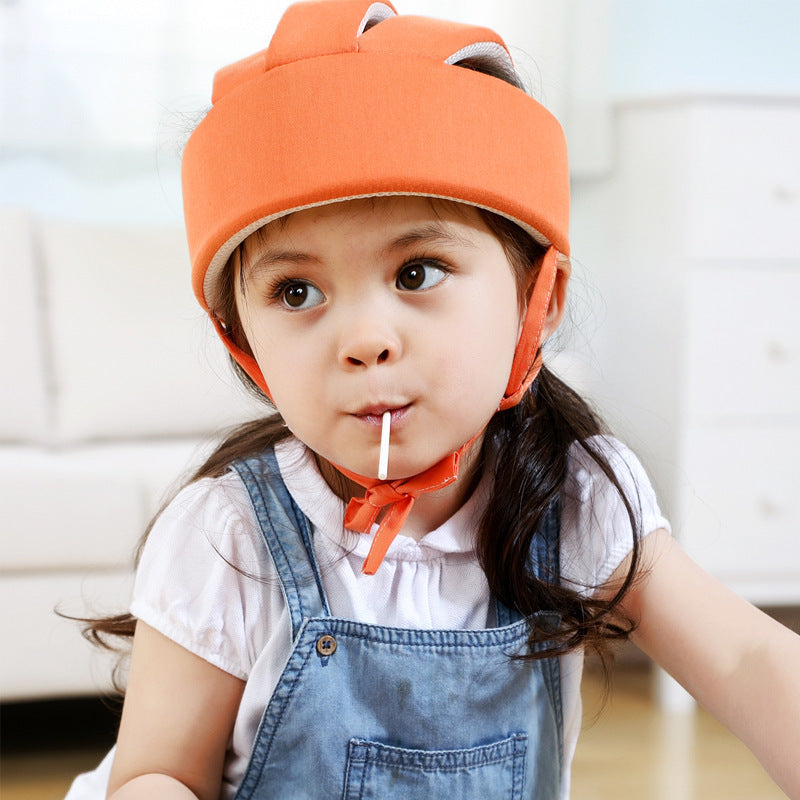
[342,733,528,800]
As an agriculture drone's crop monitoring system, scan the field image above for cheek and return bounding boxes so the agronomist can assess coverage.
[474,285,523,377]
[480,321,520,393]
[434,308,520,401]
[250,335,305,407]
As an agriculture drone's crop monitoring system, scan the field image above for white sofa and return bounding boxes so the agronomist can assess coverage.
[0,207,263,701]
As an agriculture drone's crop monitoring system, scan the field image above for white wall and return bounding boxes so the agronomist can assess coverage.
[3,0,797,220]
[609,0,800,98]
[0,0,570,225]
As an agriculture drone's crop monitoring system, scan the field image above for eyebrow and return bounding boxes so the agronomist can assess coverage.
[245,249,322,278]
[381,223,479,256]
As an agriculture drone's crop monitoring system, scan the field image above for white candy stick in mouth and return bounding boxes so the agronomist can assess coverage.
[378,410,391,480]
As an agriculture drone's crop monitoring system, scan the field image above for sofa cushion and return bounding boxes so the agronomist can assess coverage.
[0,439,217,571]
[0,571,132,700]
[0,207,50,442]
[39,220,264,443]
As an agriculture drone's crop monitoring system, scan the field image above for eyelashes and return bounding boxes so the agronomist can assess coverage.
[395,259,449,291]
[263,256,453,311]
[268,279,324,310]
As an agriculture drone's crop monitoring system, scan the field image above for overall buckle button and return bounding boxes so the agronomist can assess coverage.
[316,634,337,657]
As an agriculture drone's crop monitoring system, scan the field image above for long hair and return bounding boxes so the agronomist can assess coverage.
[80,56,640,678]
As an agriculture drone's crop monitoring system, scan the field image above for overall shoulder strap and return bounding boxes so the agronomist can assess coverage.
[494,495,561,626]
[531,494,562,583]
[232,449,330,638]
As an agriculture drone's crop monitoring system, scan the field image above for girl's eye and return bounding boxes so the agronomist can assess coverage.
[396,261,448,292]
[278,281,324,310]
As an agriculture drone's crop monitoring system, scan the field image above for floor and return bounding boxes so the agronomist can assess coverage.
[1,696,119,800]
[0,664,784,800]
[570,665,784,799]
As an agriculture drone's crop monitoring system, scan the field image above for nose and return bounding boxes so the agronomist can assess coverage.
[336,310,402,369]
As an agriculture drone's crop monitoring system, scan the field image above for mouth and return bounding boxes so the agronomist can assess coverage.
[352,403,412,426]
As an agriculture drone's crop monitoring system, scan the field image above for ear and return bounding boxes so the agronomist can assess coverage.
[514,253,570,342]
[538,254,570,342]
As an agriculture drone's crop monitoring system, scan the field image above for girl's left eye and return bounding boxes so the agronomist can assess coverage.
[396,261,448,292]
[277,281,324,310]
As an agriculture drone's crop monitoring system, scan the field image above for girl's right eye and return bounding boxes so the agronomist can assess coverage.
[275,281,324,310]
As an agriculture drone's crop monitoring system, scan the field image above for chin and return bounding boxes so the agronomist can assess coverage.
[321,435,471,483]
[381,451,453,482]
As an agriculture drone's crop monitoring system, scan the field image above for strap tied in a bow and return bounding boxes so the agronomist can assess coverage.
[341,451,462,575]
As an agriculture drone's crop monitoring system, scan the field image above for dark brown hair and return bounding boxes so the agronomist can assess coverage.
[473,213,640,661]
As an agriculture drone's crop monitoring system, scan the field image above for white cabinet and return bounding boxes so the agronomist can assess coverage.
[681,269,800,602]
[678,425,800,600]
[570,96,800,641]
[685,270,800,424]
[569,96,800,708]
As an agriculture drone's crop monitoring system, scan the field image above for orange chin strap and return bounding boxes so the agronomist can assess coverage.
[339,439,475,575]
[182,0,570,573]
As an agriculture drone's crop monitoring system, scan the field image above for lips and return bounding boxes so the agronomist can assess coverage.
[352,403,411,425]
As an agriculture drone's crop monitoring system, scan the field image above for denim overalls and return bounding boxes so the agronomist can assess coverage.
[232,450,563,800]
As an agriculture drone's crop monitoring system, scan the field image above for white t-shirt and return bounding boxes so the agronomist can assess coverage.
[65,435,669,800]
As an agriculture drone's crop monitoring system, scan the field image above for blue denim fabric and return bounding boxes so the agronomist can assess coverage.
[232,450,563,800]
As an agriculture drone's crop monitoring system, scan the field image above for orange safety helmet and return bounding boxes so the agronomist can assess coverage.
[182,0,569,409]
[181,0,571,572]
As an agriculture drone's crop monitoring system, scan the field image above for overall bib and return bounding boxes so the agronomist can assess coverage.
[232,450,563,800]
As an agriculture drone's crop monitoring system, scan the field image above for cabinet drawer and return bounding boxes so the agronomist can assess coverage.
[685,269,800,422]
[678,425,800,602]
[685,102,800,261]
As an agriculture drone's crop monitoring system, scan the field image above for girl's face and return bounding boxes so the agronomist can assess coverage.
[235,196,525,480]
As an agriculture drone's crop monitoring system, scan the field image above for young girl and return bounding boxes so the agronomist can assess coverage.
[66,2,800,799]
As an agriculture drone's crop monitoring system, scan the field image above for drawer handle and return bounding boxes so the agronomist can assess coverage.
[757,498,781,518]
[765,342,791,363]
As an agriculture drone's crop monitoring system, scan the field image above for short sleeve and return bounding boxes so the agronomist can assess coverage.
[130,472,282,680]
[559,436,670,595]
